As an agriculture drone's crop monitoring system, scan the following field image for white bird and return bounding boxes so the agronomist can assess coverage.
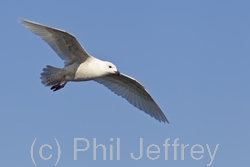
[19,19,169,124]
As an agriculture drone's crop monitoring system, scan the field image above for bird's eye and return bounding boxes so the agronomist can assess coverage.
[109,66,112,68]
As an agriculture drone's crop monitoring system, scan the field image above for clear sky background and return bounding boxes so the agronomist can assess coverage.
[0,0,249,166]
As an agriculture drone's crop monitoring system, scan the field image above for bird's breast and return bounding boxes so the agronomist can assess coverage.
[73,62,103,81]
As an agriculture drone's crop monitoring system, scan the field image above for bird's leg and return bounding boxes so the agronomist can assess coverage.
[50,76,67,91]
[50,82,67,91]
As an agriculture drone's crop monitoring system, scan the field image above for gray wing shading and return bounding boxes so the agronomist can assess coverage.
[19,18,91,65]
[94,74,169,123]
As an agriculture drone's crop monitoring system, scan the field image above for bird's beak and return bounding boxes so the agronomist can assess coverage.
[115,71,121,76]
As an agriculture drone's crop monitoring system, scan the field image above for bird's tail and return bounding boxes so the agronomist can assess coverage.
[40,65,65,86]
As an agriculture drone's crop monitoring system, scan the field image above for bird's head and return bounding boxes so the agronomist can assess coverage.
[104,61,120,76]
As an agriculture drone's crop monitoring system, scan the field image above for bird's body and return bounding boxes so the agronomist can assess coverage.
[20,19,169,123]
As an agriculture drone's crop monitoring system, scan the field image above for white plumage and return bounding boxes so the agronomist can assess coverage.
[20,19,169,123]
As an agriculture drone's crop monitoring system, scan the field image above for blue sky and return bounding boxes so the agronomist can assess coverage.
[0,0,249,166]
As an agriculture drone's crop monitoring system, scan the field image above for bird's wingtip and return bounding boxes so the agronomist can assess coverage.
[18,18,36,26]
[162,119,170,124]
[17,17,26,23]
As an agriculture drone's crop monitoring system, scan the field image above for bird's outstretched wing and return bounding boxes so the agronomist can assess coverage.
[94,74,169,123]
[19,19,91,65]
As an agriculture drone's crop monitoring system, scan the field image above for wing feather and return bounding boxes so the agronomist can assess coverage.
[94,74,169,123]
[19,19,91,65]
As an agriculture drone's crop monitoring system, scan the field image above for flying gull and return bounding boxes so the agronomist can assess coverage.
[19,19,169,124]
